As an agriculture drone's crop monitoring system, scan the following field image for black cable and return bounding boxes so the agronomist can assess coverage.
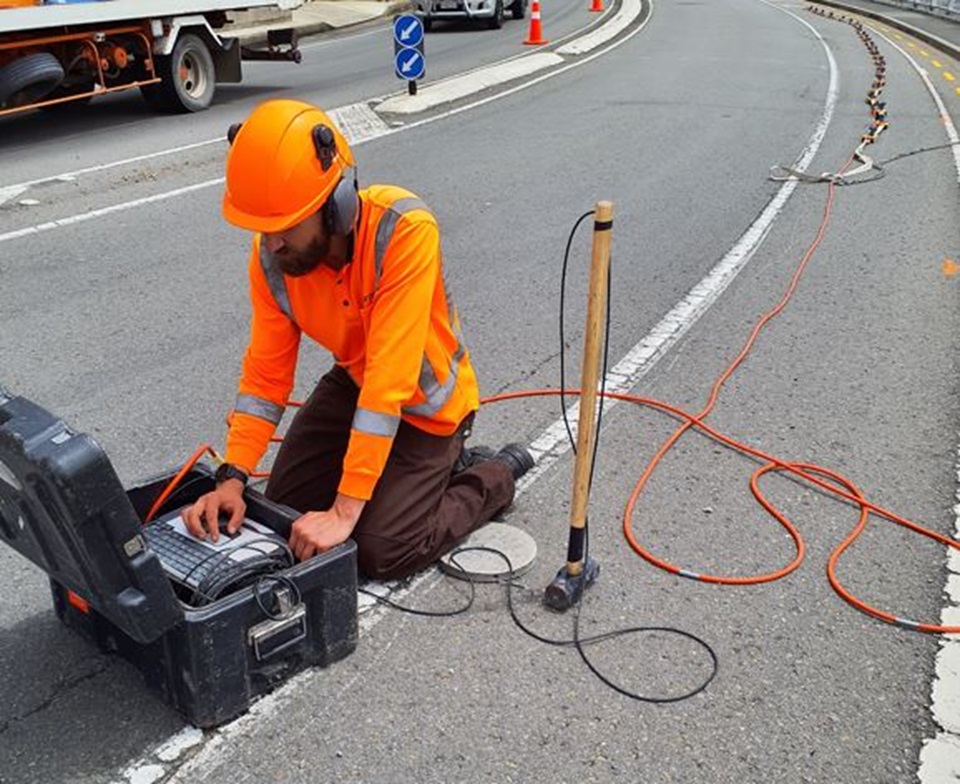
[489,546,719,703]
[559,209,598,456]
[254,573,302,620]
[357,549,479,617]
[878,140,960,166]
[184,537,295,606]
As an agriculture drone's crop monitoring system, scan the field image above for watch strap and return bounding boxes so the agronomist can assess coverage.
[215,462,249,486]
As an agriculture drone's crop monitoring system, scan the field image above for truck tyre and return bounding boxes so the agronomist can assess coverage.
[141,33,215,113]
[511,0,527,19]
[0,52,64,109]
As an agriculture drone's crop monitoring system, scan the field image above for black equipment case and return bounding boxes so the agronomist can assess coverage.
[0,387,358,728]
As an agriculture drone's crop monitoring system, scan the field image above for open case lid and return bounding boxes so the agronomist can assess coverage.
[0,386,182,643]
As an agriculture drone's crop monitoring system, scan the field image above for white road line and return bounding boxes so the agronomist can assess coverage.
[0,138,223,200]
[0,179,224,244]
[870,25,960,784]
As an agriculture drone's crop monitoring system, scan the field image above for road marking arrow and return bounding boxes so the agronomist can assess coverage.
[401,20,418,41]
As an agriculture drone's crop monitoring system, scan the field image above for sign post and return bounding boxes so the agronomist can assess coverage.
[393,14,425,96]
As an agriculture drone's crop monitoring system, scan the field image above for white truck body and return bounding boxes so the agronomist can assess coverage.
[1,0,301,32]
[0,0,304,116]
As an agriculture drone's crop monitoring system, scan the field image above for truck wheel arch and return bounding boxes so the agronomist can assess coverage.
[150,17,240,86]
[141,31,217,113]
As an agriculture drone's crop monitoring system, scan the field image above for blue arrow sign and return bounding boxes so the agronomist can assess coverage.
[395,47,425,80]
[393,14,424,48]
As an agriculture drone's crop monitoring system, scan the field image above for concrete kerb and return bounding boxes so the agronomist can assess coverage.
[809,0,960,60]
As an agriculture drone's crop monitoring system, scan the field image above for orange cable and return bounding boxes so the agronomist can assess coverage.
[480,388,960,633]
[143,442,220,523]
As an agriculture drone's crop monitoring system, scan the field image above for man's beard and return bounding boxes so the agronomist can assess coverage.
[276,235,329,277]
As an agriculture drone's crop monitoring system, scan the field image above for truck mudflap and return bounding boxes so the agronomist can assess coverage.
[238,26,300,63]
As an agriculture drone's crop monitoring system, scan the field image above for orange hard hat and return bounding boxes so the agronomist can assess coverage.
[222,99,355,234]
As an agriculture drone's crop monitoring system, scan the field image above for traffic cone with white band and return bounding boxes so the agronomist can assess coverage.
[524,0,548,45]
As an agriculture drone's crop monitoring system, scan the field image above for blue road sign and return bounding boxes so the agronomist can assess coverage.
[393,14,424,48]
[395,47,425,80]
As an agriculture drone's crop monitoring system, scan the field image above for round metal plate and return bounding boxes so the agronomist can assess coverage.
[439,523,537,582]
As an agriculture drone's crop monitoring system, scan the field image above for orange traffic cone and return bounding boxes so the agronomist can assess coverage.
[524,0,548,45]
[590,0,604,11]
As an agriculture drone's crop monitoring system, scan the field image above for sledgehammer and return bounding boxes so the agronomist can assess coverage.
[543,201,612,612]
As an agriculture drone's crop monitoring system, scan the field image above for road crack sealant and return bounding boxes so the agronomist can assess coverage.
[0,656,111,737]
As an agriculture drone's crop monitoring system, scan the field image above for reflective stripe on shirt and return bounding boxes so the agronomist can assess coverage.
[352,407,401,437]
[374,197,429,291]
[403,344,466,418]
[370,196,466,421]
[259,244,295,322]
[234,393,285,424]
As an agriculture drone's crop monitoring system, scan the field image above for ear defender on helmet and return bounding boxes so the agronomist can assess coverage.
[312,123,359,236]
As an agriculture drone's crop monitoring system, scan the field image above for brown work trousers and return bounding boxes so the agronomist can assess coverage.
[265,366,516,580]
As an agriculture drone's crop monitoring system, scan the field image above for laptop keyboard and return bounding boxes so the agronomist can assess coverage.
[144,520,239,588]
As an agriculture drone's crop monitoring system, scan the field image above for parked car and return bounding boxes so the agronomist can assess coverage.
[415,0,527,30]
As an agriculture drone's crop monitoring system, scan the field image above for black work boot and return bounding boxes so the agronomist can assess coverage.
[492,443,535,480]
[452,444,496,475]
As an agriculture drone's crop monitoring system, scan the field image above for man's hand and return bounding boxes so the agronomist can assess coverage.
[183,478,247,543]
[289,493,365,561]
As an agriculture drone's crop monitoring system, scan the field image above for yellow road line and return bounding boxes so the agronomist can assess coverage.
[945,72,956,82]
[932,60,943,68]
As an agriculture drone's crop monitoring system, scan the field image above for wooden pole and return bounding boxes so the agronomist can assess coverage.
[565,200,613,576]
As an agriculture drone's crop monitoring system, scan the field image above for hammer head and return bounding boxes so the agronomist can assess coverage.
[543,557,600,612]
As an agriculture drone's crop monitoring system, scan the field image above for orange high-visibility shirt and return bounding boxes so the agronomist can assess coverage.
[224,185,479,500]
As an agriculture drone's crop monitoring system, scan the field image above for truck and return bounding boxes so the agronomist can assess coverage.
[0,0,304,117]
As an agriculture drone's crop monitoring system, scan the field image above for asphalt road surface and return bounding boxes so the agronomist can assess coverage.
[1,0,959,782]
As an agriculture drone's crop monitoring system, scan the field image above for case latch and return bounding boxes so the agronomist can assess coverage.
[248,587,307,661]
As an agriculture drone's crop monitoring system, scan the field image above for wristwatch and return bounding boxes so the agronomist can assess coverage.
[214,462,249,487]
